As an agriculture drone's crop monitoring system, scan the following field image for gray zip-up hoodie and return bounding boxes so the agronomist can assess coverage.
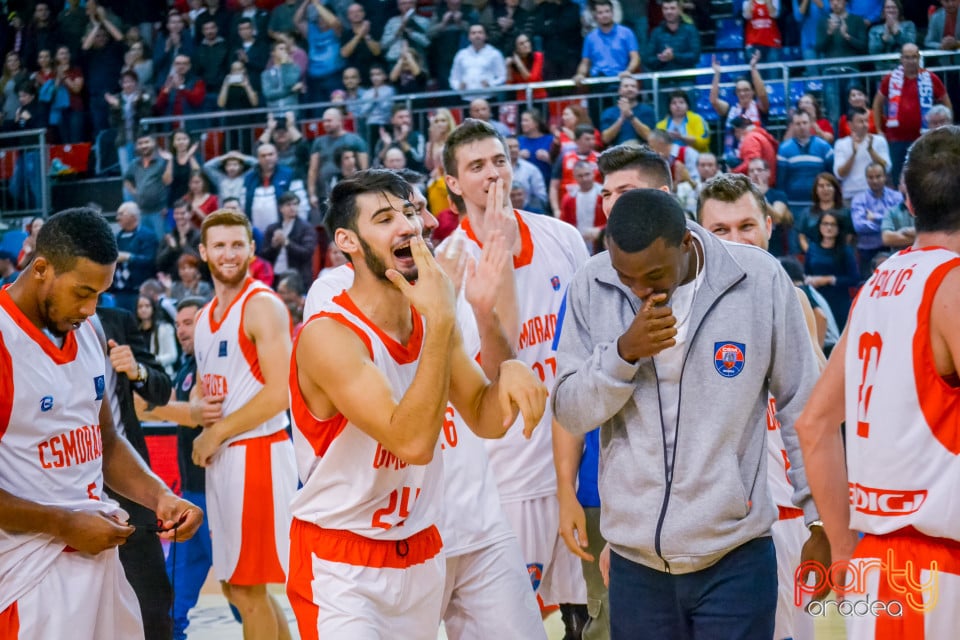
[552,222,820,574]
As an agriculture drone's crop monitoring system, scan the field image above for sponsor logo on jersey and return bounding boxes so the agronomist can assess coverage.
[40,396,54,412]
[849,483,927,516]
[94,375,105,400]
[372,442,408,471]
[218,340,228,357]
[202,373,228,397]
[38,424,103,469]
[550,275,561,291]
[714,342,745,378]
[518,313,558,350]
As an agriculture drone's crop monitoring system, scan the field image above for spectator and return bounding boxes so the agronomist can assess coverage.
[532,0,583,80]
[926,0,960,52]
[868,0,916,62]
[560,159,604,252]
[112,202,161,313]
[815,0,868,123]
[798,172,853,252]
[217,61,259,152]
[59,0,88,56]
[244,143,294,232]
[647,128,700,187]
[379,0,430,64]
[339,3,382,81]
[16,217,43,271]
[746,157,796,256]
[32,49,56,96]
[1,52,27,127]
[644,0,701,71]
[779,256,840,355]
[792,0,828,63]
[4,12,27,63]
[873,43,951,184]
[803,210,859,328]
[505,33,544,99]
[679,151,721,216]
[358,63,395,145]
[295,0,344,106]
[600,75,655,146]
[125,133,173,238]
[7,83,44,208]
[927,103,954,129]
[228,0,270,49]
[203,149,256,203]
[489,0,534,54]
[880,174,915,250]
[550,123,600,215]
[262,39,304,108]
[136,295,178,376]
[22,3,59,78]
[506,135,547,211]
[448,23,506,100]
[729,115,778,185]
[259,112,312,180]
[153,12,194,88]
[837,85,877,137]
[553,103,601,156]
[0,251,19,286]
[270,0,304,41]
[834,105,890,202]
[427,0,475,90]
[186,170,219,223]
[848,0,884,24]
[850,161,902,272]
[517,108,554,190]
[381,144,407,169]
[156,200,203,279]
[327,145,361,190]
[710,51,769,166]
[573,0,639,82]
[333,67,365,116]
[656,89,710,153]
[233,17,270,95]
[307,106,369,208]
[194,19,229,112]
[743,0,782,63]
[52,45,84,143]
[465,97,510,138]
[787,93,835,143]
[165,129,201,208]
[156,54,206,119]
[389,47,429,94]
[122,41,154,88]
[777,110,834,204]
[275,272,306,328]
[260,191,318,287]
[373,105,426,170]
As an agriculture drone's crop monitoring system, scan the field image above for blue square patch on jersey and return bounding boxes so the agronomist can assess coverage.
[218,340,228,357]
[714,342,745,378]
[94,375,105,400]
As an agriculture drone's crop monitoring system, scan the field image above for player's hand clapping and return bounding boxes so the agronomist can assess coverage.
[616,293,678,362]
[496,360,548,438]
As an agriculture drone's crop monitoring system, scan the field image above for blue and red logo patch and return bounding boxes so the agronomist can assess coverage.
[527,563,544,591]
[714,342,745,378]
[550,275,561,291]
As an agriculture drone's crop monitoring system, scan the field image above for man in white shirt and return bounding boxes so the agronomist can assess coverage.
[833,106,891,203]
[449,23,506,100]
[506,136,547,212]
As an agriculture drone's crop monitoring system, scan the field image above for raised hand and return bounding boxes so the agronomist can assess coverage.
[464,230,509,318]
[616,293,678,362]
[385,235,456,325]
[496,359,548,438]
[435,232,467,294]
[479,177,519,253]
[711,54,721,74]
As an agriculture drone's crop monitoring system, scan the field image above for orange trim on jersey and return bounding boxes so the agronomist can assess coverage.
[854,527,960,640]
[911,257,960,455]
[289,518,442,569]
[227,429,291,586]
[311,311,374,359]
[0,289,78,364]
[331,291,423,365]
[459,210,534,269]
[0,332,13,443]
[0,600,19,639]
[777,505,804,520]
[237,287,291,385]
[206,277,255,334]
[290,328,349,458]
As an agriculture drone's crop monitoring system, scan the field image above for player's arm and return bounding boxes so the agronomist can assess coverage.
[100,398,203,542]
[134,389,197,427]
[554,419,591,560]
[192,293,291,464]
[796,287,827,370]
[929,265,960,383]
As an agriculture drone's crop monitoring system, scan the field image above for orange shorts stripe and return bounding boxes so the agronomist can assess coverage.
[0,601,19,640]
[289,518,442,570]
[228,430,290,585]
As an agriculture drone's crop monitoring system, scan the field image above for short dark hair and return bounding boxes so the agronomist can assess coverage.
[593,0,613,9]
[326,169,414,235]
[847,105,869,122]
[36,208,118,272]
[668,89,689,106]
[277,271,305,295]
[597,144,672,190]
[730,115,752,130]
[176,296,207,312]
[778,256,805,283]
[696,173,769,222]
[574,124,594,140]
[173,197,190,210]
[237,17,253,27]
[606,189,687,253]
[222,196,241,207]
[278,192,300,206]
[442,118,507,178]
[903,125,960,233]
[334,145,360,168]
[120,70,139,84]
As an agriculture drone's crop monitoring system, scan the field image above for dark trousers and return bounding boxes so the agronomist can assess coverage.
[888,140,912,187]
[609,536,777,640]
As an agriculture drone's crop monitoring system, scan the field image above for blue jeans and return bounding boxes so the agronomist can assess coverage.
[166,490,212,640]
[609,536,777,640]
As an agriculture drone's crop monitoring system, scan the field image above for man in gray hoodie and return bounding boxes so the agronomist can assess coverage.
[552,187,820,638]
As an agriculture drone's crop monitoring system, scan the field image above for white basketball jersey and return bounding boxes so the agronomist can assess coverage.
[844,247,960,539]
[764,396,798,512]
[194,278,290,445]
[302,265,513,554]
[0,290,123,610]
[289,291,443,540]
[446,211,589,502]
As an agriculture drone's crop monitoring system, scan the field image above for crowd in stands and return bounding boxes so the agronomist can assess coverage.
[1,0,957,353]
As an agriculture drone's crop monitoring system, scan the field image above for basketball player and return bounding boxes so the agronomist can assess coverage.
[0,208,201,639]
[797,126,960,639]
[697,173,829,640]
[287,170,547,639]
[441,119,590,633]
[191,210,297,640]
[303,172,546,638]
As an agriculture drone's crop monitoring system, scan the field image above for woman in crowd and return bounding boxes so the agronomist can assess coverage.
[168,253,213,302]
[165,129,201,207]
[390,48,429,96]
[551,103,600,157]
[656,89,711,153]
[122,40,154,88]
[136,295,178,377]
[506,33,544,100]
[710,50,769,164]
[424,107,456,173]
[156,201,202,279]
[1,52,27,129]
[186,170,218,225]
[785,92,834,143]
[518,108,554,189]
[868,0,916,64]
[261,40,303,110]
[804,211,859,330]
[16,217,43,269]
[52,46,85,143]
[798,172,853,253]
[217,60,260,154]
[837,85,877,138]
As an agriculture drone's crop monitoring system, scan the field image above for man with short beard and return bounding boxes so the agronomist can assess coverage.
[191,210,297,640]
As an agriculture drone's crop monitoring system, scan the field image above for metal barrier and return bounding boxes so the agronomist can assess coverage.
[0,129,50,223]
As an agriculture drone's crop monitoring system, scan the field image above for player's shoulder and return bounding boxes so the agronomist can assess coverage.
[520,210,588,254]
[304,264,354,319]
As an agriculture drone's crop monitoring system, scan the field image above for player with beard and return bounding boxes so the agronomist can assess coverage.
[287,170,548,638]
[0,207,202,639]
[191,210,296,640]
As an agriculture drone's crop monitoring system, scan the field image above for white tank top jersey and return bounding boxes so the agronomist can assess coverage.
[764,396,799,512]
[444,211,590,503]
[193,277,291,445]
[844,247,960,540]
[303,265,513,554]
[289,290,444,540]
[0,290,126,610]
